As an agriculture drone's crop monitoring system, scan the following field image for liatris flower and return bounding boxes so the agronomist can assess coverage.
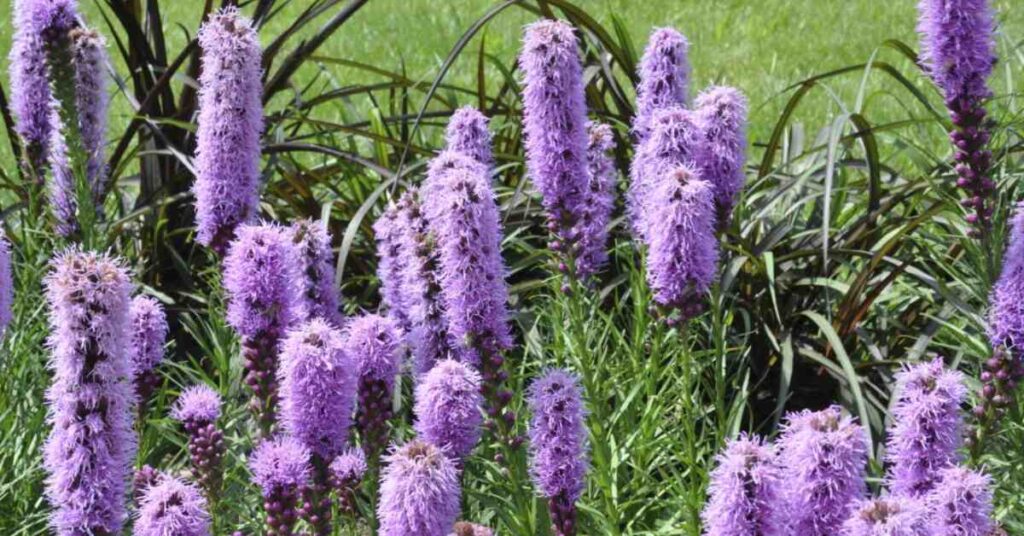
[0,233,12,337]
[330,448,367,516]
[886,358,966,497]
[133,465,161,504]
[135,475,212,536]
[841,498,930,536]
[628,106,705,241]
[917,0,997,233]
[43,249,136,536]
[701,434,785,536]
[414,359,483,463]
[129,295,168,417]
[193,7,263,253]
[346,313,403,461]
[48,125,78,237]
[374,202,412,331]
[291,220,343,327]
[527,369,589,536]
[519,19,591,256]
[645,165,718,321]
[171,385,225,499]
[926,466,993,536]
[250,436,311,536]
[378,440,461,536]
[777,406,868,536]
[223,222,300,435]
[633,27,689,143]
[445,106,493,170]
[451,522,495,536]
[69,28,109,201]
[573,122,617,282]
[988,206,1024,351]
[694,86,748,229]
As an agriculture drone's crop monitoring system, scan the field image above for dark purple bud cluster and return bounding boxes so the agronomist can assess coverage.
[250,437,310,536]
[329,449,366,517]
[548,491,578,536]
[133,464,160,504]
[298,463,333,536]
[950,100,996,234]
[171,385,225,499]
[242,331,282,434]
[971,347,1024,443]
[356,375,394,460]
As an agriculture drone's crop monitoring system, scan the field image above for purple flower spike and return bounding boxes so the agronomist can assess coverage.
[574,122,617,282]
[989,206,1024,350]
[926,466,993,536]
[446,106,493,170]
[633,28,689,143]
[841,498,930,536]
[519,19,591,254]
[250,436,311,536]
[701,434,785,536]
[886,358,966,497]
[193,7,263,253]
[330,448,367,516]
[43,249,136,536]
[694,86,748,229]
[135,476,212,536]
[776,406,868,536]
[451,522,495,536]
[223,222,300,435]
[378,440,461,536]
[171,384,225,498]
[375,202,412,331]
[628,106,706,241]
[917,0,997,233]
[527,369,589,536]
[346,313,403,460]
[645,165,718,319]
[0,233,13,337]
[291,219,343,326]
[70,28,110,201]
[414,359,484,462]
[129,295,168,417]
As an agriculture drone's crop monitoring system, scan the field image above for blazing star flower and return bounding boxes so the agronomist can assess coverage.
[446,106,493,170]
[135,476,211,536]
[250,436,311,536]
[694,86,748,228]
[378,440,461,536]
[519,19,591,250]
[346,313,403,460]
[841,498,930,536]
[776,406,868,536]
[193,7,263,252]
[926,466,993,536]
[414,359,483,462]
[223,222,300,434]
[375,201,412,331]
[171,384,225,497]
[0,233,13,337]
[330,448,367,516]
[886,359,966,497]
[573,122,617,282]
[129,295,168,415]
[291,219,343,327]
[528,369,589,536]
[645,165,718,320]
[633,27,689,143]
[69,28,109,201]
[701,434,785,536]
[43,248,136,536]
[989,205,1024,351]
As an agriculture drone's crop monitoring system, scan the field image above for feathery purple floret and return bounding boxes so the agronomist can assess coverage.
[171,384,225,496]
[414,359,483,462]
[331,448,368,485]
[573,122,616,282]
[135,476,211,536]
[279,318,356,460]
[193,7,263,252]
[250,436,311,535]
[172,384,222,424]
[0,233,12,336]
[129,296,167,410]
[519,19,591,251]
[628,106,706,240]
[43,249,136,536]
[48,128,78,237]
[347,313,402,458]
[378,440,461,536]
[926,466,993,536]
[841,498,930,536]
[446,107,493,170]
[776,406,868,536]
[694,86,748,228]
[886,359,966,497]
[633,28,689,143]
[375,202,412,330]
[70,28,110,200]
[645,165,718,318]
[291,219,343,326]
[701,434,785,536]
[988,205,1024,351]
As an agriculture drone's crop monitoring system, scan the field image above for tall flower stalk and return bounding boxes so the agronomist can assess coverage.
[445,106,493,170]
[171,385,225,501]
[250,437,311,536]
[291,220,343,326]
[346,313,402,463]
[43,249,136,535]
[70,28,110,203]
[129,295,168,419]
[982,204,1024,430]
[633,27,689,144]
[414,359,484,464]
[0,232,12,338]
[694,86,748,229]
[573,122,617,283]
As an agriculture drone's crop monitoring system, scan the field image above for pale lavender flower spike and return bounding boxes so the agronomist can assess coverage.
[414,359,484,462]
[694,86,748,228]
[48,126,78,237]
[347,313,403,459]
[171,384,225,496]
[988,205,1024,351]
[43,248,136,536]
[776,406,868,536]
[926,466,994,536]
[193,7,263,253]
[70,28,110,201]
[633,27,689,143]
[0,233,13,337]
[574,122,617,282]
[701,434,785,536]
[886,358,966,497]
[130,295,168,413]
[378,440,461,536]
[841,498,930,536]
[374,202,411,331]
[446,106,493,170]
[291,219,343,326]
[135,476,212,536]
